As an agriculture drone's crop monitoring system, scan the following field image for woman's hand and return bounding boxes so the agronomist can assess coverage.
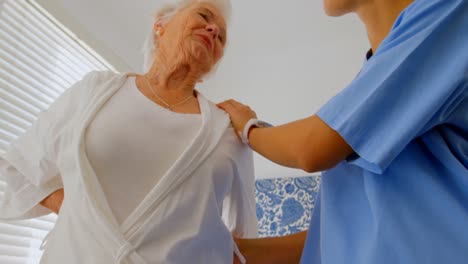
[217,100,257,136]
[40,188,64,214]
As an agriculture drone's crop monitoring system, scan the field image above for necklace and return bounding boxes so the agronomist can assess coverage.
[144,76,194,111]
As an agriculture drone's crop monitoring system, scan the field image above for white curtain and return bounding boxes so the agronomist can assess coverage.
[0,0,114,263]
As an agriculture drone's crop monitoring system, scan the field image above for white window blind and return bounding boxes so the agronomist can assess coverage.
[0,0,114,263]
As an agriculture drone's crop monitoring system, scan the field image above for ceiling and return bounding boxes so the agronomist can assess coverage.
[36,0,369,179]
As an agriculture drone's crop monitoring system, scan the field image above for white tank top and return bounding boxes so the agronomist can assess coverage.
[85,77,201,224]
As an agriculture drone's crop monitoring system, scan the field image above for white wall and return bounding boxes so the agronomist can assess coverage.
[36,0,134,71]
[35,0,369,179]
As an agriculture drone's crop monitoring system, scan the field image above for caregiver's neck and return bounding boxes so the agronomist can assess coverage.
[356,0,414,52]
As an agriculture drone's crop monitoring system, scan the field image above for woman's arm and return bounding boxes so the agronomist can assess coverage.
[39,188,64,214]
[217,100,353,173]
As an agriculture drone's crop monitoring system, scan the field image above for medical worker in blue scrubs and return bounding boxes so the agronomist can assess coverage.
[218,0,468,263]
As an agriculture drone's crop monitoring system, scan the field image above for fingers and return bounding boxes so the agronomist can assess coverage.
[217,100,252,112]
[53,189,64,214]
[217,99,258,128]
[217,99,242,107]
[217,101,239,115]
[228,99,245,109]
[217,100,235,109]
[41,188,64,214]
[217,101,231,111]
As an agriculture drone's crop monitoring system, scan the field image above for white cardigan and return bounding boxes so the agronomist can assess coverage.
[0,71,258,264]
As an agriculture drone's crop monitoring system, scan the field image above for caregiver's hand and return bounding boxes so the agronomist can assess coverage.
[233,236,266,264]
[217,100,257,137]
[40,188,64,214]
[233,232,307,264]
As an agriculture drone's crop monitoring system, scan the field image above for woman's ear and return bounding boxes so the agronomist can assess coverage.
[154,18,165,37]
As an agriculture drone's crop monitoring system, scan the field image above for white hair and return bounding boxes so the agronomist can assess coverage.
[142,0,232,72]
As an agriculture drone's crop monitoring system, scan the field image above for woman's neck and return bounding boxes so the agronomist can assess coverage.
[145,54,204,99]
[357,0,414,52]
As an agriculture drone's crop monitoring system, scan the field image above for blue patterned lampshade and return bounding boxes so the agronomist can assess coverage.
[255,175,321,237]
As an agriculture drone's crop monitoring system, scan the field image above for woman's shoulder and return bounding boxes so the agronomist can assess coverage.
[83,70,124,83]
[196,92,227,118]
[202,96,249,153]
[74,70,128,94]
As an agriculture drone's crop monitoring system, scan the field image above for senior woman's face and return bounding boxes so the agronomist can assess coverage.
[158,3,227,71]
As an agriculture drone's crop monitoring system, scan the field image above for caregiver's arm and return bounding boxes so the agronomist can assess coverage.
[235,231,307,264]
[39,188,64,214]
[217,100,353,173]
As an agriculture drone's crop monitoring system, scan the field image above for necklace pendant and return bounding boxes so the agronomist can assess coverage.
[144,76,192,112]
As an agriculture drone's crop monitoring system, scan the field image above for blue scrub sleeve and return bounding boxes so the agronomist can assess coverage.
[317,0,468,173]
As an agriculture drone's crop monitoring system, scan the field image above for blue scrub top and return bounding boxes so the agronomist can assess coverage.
[301,0,468,263]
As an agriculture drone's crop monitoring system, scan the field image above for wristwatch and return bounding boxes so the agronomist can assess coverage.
[241,118,273,145]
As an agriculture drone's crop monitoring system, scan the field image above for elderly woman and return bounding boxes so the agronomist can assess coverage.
[0,0,257,263]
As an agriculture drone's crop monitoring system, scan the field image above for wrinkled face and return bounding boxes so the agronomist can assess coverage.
[156,2,227,73]
[323,0,367,16]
